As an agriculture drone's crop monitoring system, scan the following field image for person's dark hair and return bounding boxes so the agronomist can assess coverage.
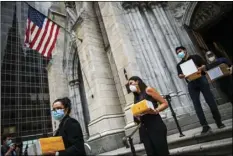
[53,97,72,114]
[128,76,148,103]
[175,46,186,52]
[1,134,9,144]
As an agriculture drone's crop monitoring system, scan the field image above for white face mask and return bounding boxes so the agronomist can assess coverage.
[208,56,215,62]
[129,85,137,92]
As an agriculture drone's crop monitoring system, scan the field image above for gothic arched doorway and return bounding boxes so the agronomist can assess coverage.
[183,1,232,104]
[189,2,232,61]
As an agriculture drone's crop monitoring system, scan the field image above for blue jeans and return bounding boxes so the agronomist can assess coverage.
[188,76,222,126]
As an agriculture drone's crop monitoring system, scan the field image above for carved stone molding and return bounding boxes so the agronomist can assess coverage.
[173,2,189,21]
[65,2,76,9]
[122,2,167,10]
[139,2,147,10]
[69,79,80,87]
[191,2,232,30]
[148,1,167,9]
[132,2,140,8]
[122,2,132,10]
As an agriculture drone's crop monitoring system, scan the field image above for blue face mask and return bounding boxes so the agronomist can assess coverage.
[52,109,65,121]
[6,139,12,146]
[178,51,186,59]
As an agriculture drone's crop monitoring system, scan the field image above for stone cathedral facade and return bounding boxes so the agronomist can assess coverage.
[46,2,232,154]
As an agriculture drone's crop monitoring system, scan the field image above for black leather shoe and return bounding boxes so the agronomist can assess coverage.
[217,123,226,129]
[201,125,211,134]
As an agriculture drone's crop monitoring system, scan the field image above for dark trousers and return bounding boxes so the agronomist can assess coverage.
[188,76,222,126]
[139,115,169,156]
[217,75,233,104]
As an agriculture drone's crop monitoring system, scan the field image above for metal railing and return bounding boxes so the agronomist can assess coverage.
[164,95,185,137]
[122,123,141,156]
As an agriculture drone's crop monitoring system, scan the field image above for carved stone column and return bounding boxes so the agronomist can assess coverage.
[68,79,88,139]
[123,4,157,88]
[131,5,163,90]
[140,3,174,95]
[72,2,126,153]
[147,2,192,115]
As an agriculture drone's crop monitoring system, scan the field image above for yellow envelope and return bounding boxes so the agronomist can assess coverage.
[39,136,65,154]
[131,100,154,116]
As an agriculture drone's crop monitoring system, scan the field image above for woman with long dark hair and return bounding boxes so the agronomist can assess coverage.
[128,76,169,155]
[44,97,86,156]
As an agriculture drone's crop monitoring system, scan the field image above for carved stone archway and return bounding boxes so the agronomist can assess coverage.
[181,1,232,105]
[182,1,232,56]
[183,1,232,30]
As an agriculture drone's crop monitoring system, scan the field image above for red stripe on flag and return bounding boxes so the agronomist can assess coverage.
[41,22,55,56]
[24,19,31,44]
[36,20,50,52]
[31,24,36,34]
[47,26,60,58]
[29,28,41,49]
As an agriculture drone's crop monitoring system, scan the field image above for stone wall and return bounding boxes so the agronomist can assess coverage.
[72,2,126,153]
[98,2,144,144]
[47,10,69,131]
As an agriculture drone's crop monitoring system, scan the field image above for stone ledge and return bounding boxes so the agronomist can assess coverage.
[169,124,232,149]
[88,113,125,126]
[88,129,125,142]
[170,138,232,155]
[88,131,125,154]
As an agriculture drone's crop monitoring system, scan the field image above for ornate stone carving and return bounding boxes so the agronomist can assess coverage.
[148,1,165,9]
[69,79,79,86]
[139,2,147,10]
[65,2,76,9]
[132,2,140,8]
[191,2,232,30]
[122,2,132,10]
[173,2,189,20]
[122,2,166,10]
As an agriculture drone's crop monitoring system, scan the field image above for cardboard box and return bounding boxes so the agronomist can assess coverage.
[180,59,202,81]
[186,72,202,81]
[27,137,65,155]
[131,100,154,116]
[206,63,231,82]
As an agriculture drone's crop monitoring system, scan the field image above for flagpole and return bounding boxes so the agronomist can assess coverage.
[24,1,75,37]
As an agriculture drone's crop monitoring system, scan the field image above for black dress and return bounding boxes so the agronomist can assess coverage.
[54,115,86,156]
[134,91,169,155]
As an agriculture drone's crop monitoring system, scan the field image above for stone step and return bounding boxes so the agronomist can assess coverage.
[165,102,232,136]
[170,137,232,155]
[99,119,232,155]
[168,119,232,149]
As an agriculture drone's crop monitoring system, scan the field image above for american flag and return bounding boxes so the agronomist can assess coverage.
[24,6,60,58]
